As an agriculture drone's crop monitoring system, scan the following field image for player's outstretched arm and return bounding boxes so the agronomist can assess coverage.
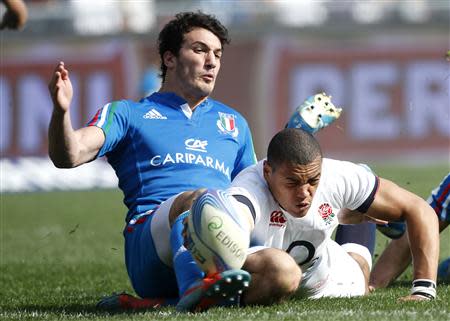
[48,62,105,168]
[364,178,439,301]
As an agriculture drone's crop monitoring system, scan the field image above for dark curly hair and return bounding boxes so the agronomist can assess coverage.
[158,11,230,82]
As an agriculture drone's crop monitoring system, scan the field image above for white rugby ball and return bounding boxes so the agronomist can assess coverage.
[186,189,250,274]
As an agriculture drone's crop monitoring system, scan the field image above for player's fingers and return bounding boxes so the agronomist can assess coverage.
[48,72,66,99]
[54,62,68,79]
[60,66,69,80]
[365,215,388,225]
[53,61,65,75]
[398,294,430,302]
[48,71,59,92]
[49,71,61,88]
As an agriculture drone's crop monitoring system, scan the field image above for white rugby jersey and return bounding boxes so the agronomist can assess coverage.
[229,158,378,279]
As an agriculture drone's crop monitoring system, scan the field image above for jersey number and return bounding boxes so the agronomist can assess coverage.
[286,240,316,266]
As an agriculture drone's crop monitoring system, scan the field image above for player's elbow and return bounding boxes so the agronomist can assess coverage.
[50,158,76,169]
[48,150,78,168]
[403,196,438,226]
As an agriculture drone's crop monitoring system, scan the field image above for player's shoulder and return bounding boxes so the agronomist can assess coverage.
[321,158,348,176]
[104,98,144,111]
[232,160,262,180]
[115,95,172,116]
[231,161,267,197]
[208,98,247,121]
[321,158,374,182]
[322,158,368,172]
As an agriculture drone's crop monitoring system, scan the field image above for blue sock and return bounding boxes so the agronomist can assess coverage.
[170,211,204,297]
[335,223,376,256]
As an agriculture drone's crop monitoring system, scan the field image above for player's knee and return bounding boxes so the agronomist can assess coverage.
[169,189,206,226]
[260,249,301,296]
[274,256,301,296]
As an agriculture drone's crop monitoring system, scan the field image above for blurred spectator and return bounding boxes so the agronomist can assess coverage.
[1,0,28,30]
[70,0,155,35]
[120,0,155,33]
[271,0,328,27]
[70,0,122,35]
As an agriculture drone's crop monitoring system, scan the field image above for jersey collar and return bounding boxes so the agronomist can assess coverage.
[149,92,212,114]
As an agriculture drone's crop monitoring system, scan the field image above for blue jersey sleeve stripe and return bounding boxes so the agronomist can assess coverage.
[103,102,118,134]
[87,103,111,128]
[97,103,110,127]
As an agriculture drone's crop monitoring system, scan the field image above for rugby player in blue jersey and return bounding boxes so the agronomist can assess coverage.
[48,11,257,311]
[48,11,350,312]
[369,173,450,289]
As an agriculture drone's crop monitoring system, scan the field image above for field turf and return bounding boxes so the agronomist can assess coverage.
[1,164,449,320]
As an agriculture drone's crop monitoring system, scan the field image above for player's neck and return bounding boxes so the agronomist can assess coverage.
[159,81,207,111]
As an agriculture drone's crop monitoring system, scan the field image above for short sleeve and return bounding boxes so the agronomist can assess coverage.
[227,186,261,225]
[87,100,130,158]
[335,161,378,212]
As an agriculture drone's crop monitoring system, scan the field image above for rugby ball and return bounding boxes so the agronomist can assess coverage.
[186,189,251,274]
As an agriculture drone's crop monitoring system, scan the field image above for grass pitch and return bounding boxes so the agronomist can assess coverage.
[1,164,449,321]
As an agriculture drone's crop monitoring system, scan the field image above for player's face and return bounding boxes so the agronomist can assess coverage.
[263,157,322,218]
[173,28,222,101]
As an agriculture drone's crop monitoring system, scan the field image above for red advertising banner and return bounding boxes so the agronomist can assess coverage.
[259,39,450,161]
[1,42,131,157]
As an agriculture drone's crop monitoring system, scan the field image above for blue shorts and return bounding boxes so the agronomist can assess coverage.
[124,212,178,299]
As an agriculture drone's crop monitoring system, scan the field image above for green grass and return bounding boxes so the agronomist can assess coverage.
[1,164,449,320]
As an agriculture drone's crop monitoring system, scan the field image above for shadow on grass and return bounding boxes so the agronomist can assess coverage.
[1,304,165,316]
[389,281,412,288]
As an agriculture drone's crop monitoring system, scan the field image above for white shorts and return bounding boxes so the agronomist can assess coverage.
[149,193,182,267]
[248,240,370,299]
[301,240,370,298]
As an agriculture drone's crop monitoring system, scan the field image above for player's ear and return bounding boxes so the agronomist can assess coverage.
[263,160,273,181]
[162,51,176,70]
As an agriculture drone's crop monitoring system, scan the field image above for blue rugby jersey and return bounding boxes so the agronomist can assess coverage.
[88,92,256,222]
[427,173,450,222]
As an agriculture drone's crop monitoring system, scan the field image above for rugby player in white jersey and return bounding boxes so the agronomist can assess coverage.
[220,128,439,304]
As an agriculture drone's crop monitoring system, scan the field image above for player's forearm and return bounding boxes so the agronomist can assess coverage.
[369,234,412,288]
[406,200,439,282]
[48,109,82,168]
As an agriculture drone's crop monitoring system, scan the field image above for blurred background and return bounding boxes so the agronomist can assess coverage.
[1,0,449,192]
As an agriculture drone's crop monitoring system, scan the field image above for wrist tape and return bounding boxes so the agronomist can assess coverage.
[411,279,436,300]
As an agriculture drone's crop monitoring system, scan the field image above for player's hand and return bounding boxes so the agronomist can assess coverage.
[48,62,73,113]
[398,294,433,302]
